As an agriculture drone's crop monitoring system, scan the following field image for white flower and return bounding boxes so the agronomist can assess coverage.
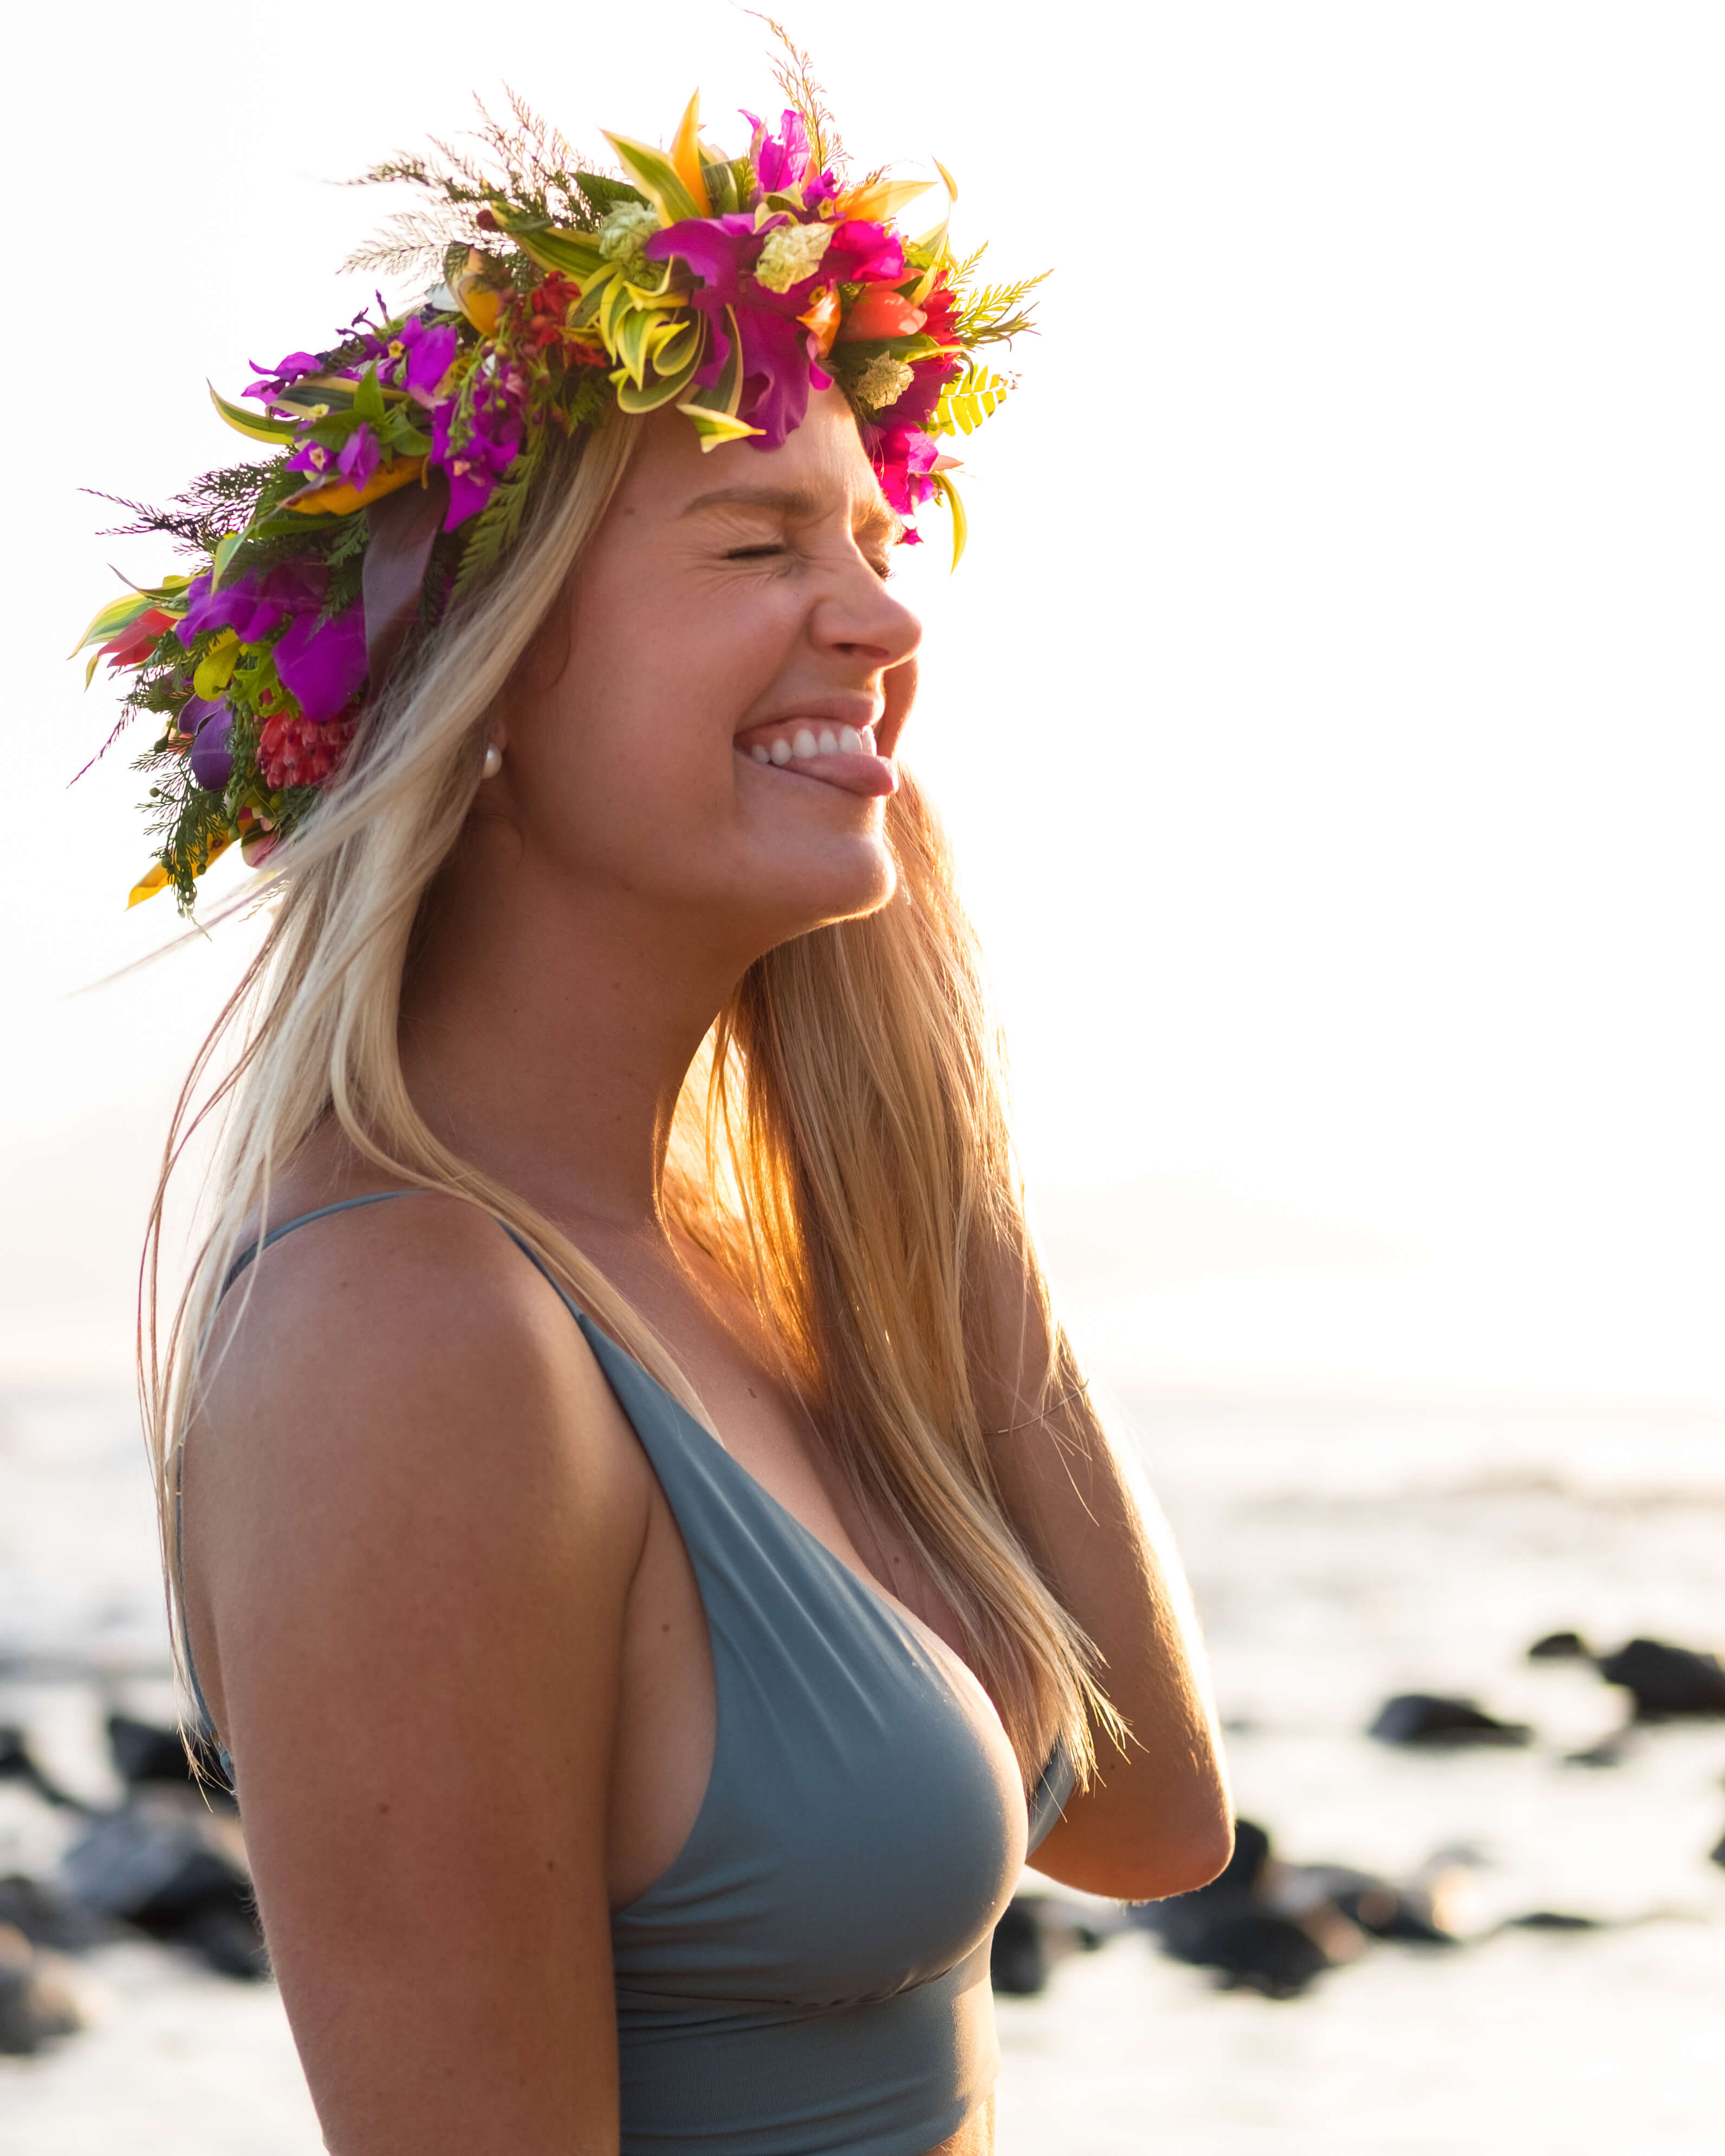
[755,219,833,294]
[853,352,915,411]
[599,200,661,278]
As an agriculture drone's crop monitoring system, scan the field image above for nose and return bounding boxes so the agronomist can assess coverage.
[813,559,923,676]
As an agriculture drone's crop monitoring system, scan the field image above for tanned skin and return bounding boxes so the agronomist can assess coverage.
[184,388,1230,2156]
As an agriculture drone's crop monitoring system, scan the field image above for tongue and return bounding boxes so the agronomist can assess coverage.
[734,723,897,799]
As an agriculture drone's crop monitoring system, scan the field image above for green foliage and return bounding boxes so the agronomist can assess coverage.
[952,269,1049,349]
[450,425,548,597]
[343,88,620,285]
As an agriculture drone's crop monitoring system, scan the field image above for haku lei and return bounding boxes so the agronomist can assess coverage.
[70,66,1043,912]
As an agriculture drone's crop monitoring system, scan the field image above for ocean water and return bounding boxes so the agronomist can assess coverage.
[2,1384,1722,2152]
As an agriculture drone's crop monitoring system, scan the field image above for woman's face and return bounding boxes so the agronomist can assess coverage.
[493,386,924,958]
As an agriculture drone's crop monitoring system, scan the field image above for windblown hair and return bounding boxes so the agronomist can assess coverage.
[144,415,1112,1784]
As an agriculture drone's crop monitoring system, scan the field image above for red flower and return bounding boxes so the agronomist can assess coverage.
[258,707,355,790]
[100,608,177,671]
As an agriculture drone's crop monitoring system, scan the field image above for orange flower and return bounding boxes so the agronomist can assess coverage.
[799,285,842,358]
[835,287,928,344]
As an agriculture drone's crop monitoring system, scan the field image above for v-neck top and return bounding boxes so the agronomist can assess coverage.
[209,1192,1073,2156]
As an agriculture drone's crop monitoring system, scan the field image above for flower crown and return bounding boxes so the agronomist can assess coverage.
[71,66,1042,912]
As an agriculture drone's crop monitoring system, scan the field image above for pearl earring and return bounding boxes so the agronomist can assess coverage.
[481,743,503,780]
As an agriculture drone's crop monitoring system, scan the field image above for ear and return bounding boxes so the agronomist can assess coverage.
[877,655,918,760]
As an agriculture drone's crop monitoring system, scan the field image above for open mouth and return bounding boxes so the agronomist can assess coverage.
[733,719,898,800]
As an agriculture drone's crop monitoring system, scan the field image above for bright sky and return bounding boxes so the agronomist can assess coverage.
[8,3,1724,1401]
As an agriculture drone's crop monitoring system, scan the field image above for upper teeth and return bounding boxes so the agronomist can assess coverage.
[748,723,875,766]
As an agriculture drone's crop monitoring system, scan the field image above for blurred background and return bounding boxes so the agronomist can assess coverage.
[4,2,1723,2149]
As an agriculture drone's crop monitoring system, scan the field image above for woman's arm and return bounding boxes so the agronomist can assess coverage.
[182,1199,647,2155]
[975,1245,1233,1902]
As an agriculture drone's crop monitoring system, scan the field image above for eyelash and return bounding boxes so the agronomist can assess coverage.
[721,542,894,582]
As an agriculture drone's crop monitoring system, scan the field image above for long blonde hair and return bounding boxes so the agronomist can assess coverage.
[145,415,1112,1783]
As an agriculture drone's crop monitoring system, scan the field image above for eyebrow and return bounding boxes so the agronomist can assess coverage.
[681,484,903,548]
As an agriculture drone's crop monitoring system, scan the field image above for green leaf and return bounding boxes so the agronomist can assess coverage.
[675,403,763,451]
[353,363,386,425]
[273,375,356,418]
[680,308,744,418]
[575,172,649,216]
[601,129,702,225]
[615,346,701,412]
[207,384,297,445]
[513,223,607,281]
[210,532,245,591]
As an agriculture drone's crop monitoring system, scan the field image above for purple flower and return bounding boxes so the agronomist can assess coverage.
[244,351,323,407]
[744,108,813,196]
[428,371,524,529]
[185,699,234,791]
[337,424,381,493]
[273,600,368,725]
[285,434,336,483]
[381,316,458,406]
[177,561,371,723]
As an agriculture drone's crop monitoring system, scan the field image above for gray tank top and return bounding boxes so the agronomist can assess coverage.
[208,1193,1072,2155]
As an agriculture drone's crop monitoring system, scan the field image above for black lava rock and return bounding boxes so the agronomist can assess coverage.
[0,1727,79,1809]
[1134,1820,1331,1998]
[1528,1631,1591,1660]
[0,1874,111,1952]
[1593,1639,1725,1722]
[63,1796,265,1979]
[107,1713,230,1798]
[1367,1694,1532,1748]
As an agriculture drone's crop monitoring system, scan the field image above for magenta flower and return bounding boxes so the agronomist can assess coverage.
[429,369,524,529]
[744,108,813,196]
[244,352,323,407]
[864,423,941,529]
[380,315,458,406]
[648,215,832,449]
[336,423,381,493]
[274,599,368,725]
[177,562,370,724]
[824,221,907,285]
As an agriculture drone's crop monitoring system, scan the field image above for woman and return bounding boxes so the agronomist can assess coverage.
[96,74,1229,2156]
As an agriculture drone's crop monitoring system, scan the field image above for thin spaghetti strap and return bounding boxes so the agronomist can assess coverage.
[218,1189,430,1302]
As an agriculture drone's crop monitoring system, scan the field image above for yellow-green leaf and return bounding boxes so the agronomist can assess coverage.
[929,471,969,570]
[602,129,703,226]
[208,382,299,445]
[676,403,763,452]
[513,224,607,282]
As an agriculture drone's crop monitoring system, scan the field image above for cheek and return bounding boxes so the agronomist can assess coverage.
[516,575,780,865]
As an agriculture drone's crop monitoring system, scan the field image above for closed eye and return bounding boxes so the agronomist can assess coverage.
[724,543,786,561]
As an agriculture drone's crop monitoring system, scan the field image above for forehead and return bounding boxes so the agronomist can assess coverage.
[624,387,899,542]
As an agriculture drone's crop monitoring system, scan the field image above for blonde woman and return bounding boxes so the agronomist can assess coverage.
[108,84,1230,2156]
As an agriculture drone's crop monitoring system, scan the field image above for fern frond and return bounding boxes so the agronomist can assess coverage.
[931,363,1013,438]
[956,270,1048,348]
[749,12,846,177]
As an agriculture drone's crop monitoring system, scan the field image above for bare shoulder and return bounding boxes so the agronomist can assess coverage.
[181,1190,646,2147]
[185,1189,649,1749]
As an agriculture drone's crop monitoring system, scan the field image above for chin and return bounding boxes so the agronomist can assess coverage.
[747,829,899,945]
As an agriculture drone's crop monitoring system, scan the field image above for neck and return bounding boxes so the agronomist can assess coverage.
[399,828,757,1231]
